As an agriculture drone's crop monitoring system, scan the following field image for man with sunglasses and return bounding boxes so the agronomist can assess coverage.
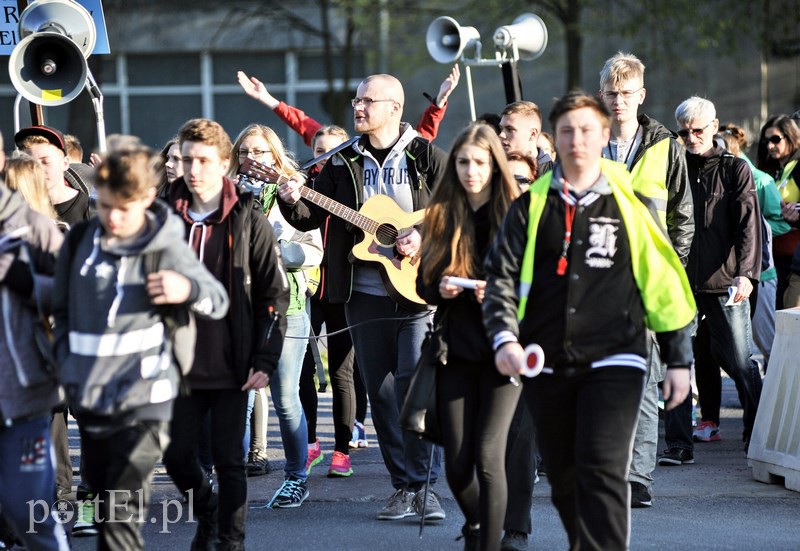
[278,74,448,522]
[597,52,694,509]
[659,96,763,467]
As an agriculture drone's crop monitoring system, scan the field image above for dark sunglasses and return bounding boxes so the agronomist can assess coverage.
[677,122,711,139]
[763,135,784,145]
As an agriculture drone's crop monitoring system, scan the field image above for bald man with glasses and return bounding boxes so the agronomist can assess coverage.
[278,74,448,522]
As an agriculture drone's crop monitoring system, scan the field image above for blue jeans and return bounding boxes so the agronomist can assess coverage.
[345,292,441,490]
[693,293,763,442]
[0,416,70,550]
[269,311,310,480]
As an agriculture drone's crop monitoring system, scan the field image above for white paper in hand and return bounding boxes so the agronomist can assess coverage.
[724,286,739,306]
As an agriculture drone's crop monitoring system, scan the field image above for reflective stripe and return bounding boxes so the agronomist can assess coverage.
[629,138,670,227]
[591,353,647,371]
[69,322,165,357]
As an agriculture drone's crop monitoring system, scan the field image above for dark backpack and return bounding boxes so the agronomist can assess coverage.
[64,221,196,378]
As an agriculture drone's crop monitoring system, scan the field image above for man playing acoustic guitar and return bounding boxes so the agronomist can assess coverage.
[278,74,448,522]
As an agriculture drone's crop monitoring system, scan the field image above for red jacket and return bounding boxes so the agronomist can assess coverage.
[273,100,447,146]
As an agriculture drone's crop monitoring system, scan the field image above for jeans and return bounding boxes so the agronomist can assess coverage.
[345,292,441,489]
[0,416,70,551]
[693,293,763,443]
[164,389,249,546]
[80,420,168,551]
[526,367,645,551]
[629,332,666,487]
[269,311,310,480]
[752,278,776,370]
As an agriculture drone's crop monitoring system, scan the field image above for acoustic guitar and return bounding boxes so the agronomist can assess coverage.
[239,158,428,311]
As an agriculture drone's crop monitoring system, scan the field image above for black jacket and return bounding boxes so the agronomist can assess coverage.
[685,146,762,292]
[416,203,493,364]
[482,184,692,369]
[169,179,290,381]
[279,126,446,304]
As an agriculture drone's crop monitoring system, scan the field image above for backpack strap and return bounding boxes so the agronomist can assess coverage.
[405,136,432,192]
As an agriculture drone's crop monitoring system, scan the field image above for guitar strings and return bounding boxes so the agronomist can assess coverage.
[283,312,432,341]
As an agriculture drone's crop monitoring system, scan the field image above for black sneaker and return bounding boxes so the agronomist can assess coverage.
[500,529,529,550]
[629,481,653,508]
[457,524,480,551]
[246,451,271,477]
[190,491,218,551]
[268,476,309,509]
[657,447,695,466]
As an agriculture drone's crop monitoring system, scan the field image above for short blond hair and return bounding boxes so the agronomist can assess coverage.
[599,52,645,90]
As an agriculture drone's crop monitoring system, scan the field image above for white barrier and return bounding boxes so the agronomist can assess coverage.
[747,308,800,491]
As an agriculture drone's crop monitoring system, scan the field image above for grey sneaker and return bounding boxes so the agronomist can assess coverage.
[376,488,416,520]
[412,484,445,521]
[268,476,309,509]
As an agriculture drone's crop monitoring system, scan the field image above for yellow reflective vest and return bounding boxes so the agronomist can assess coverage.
[517,159,695,332]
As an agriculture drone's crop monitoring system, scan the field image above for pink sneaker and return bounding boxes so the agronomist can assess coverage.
[327,451,353,477]
[693,420,721,442]
[306,438,325,474]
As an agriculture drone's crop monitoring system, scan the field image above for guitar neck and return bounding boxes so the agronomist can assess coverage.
[299,187,378,234]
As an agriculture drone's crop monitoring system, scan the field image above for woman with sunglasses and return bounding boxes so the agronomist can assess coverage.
[756,115,800,307]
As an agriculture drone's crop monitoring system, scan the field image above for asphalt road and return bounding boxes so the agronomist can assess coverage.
[62,377,799,550]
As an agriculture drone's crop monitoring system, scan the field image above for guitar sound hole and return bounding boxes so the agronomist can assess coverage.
[375,224,399,246]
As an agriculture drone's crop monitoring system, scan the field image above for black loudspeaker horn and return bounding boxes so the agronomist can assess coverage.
[8,0,96,107]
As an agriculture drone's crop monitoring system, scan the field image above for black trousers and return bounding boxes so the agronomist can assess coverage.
[164,390,248,546]
[438,359,522,551]
[503,396,537,534]
[526,367,644,551]
[299,297,364,453]
[80,420,167,551]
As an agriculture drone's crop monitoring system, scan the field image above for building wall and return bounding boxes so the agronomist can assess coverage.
[1,3,796,163]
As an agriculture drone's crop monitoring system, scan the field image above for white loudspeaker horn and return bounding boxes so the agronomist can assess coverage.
[8,0,96,107]
[493,13,548,61]
[426,16,481,64]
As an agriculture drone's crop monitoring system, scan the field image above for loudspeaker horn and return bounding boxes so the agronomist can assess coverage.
[8,0,97,107]
[426,16,481,64]
[493,13,548,61]
[9,32,88,106]
[19,0,96,57]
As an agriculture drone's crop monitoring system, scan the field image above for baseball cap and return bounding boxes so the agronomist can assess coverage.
[14,125,67,156]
